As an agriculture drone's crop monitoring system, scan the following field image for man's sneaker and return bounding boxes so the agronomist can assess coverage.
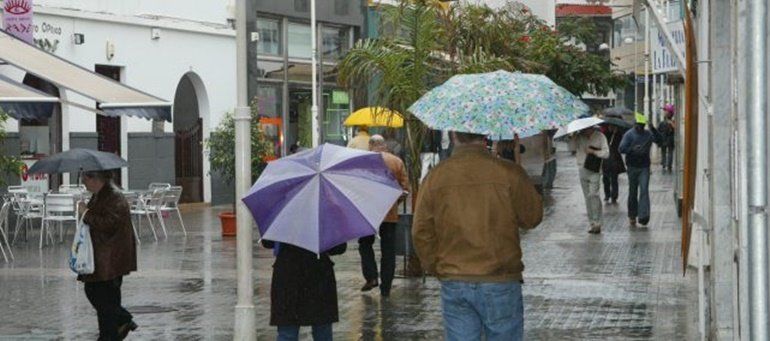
[361,280,379,292]
[639,217,650,227]
[629,218,637,228]
[588,225,601,234]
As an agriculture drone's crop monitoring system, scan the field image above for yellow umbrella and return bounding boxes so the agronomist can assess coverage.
[343,107,404,128]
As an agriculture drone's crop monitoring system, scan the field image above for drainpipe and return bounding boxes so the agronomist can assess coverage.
[644,7,651,118]
[233,0,255,339]
[744,0,769,338]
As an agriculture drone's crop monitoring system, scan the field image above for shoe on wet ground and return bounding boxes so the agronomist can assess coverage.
[588,225,601,234]
[361,280,379,292]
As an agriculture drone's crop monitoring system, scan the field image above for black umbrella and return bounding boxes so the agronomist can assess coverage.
[27,148,128,175]
[602,117,634,129]
[603,107,634,117]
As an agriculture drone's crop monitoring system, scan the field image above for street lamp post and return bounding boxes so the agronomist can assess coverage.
[311,0,320,147]
[233,0,255,339]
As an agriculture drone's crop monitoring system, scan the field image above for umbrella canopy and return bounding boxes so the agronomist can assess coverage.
[343,107,404,128]
[27,148,128,174]
[602,116,633,129]
[408,70,590,139]
[242,143,404,254]
[602,107,634,118]
[554,117,604,139]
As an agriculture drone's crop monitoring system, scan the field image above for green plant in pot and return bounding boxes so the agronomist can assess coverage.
[205,98,274,236]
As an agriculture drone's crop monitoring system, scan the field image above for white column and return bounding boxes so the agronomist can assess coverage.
[233,0,255,339]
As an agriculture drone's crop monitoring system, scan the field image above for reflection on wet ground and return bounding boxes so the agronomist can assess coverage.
[0,152,697,340]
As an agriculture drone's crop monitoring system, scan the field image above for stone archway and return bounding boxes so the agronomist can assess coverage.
[173,72,209,203]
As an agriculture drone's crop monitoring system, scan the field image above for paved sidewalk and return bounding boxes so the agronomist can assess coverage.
[0,151,697,340]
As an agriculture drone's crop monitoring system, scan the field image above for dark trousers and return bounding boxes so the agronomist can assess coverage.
[602,171,619,201]
[358,222,397,295]
[661,146,674,170]
[84,277,133,341]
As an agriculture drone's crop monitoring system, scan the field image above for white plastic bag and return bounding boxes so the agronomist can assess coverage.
[69,208,94,275]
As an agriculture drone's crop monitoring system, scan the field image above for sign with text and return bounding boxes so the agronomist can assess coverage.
[3,0,34,43]
[652,20,686,74]
[20,159,48,192]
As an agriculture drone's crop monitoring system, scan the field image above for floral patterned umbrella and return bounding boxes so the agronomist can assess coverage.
[408,70,590,139]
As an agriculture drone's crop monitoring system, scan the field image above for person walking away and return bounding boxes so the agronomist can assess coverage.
[413,132,543,341]
[347,125,371,151]
[657,105,676,172]
[619,113,663,227]
[358,135,409,296]
[262,240,347,341]
[541,130,558,189]
[77,170,137,340]
[382,129,404,159]
[602,124,627,204]
[494,134,525,164]
[572,127,610,234]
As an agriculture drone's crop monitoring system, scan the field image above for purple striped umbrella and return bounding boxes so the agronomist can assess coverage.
[242,143,404,254]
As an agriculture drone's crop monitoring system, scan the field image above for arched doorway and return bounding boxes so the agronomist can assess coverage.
[21,74,62,191]
[173,73,207,203]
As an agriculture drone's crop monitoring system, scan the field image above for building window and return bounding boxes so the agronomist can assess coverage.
[288,23,312,59]
[321,27,349,61]
[256,85,283,158]
[257,18,281,56]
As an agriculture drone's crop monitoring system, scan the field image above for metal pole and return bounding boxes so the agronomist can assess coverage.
[310,0,320,147]
[745,0,769,338]
[233,0,255,338]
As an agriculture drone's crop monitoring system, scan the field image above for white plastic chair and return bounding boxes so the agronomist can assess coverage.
[126,191,158,242]
[59,184,86,194]
[148,183,171,191]
[0,197,15,262]
[143,189,168,238]
[40,194,77,248]
[160,186,187,236]
[10,192,44,245]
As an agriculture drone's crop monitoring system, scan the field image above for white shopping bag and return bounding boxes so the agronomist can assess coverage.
[69,208,94,275]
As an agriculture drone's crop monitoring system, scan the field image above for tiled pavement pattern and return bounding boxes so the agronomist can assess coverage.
[0,150,698,340]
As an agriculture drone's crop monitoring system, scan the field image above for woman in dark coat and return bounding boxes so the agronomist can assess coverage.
[262,240,347,341]
[77,170,137,340]
[602,124,627,204]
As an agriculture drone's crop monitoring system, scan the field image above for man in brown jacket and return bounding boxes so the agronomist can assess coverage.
[359,135,409,297]
[413,132,543,341]
[78,170,138,340]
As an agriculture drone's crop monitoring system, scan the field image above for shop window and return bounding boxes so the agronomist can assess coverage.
[257,18,281,56]
[322,27,349,61]
[287,62,313,82]
[288,23,312,59]
[323,89,350,144]
[256,85,283,157]
[256,60,285,80]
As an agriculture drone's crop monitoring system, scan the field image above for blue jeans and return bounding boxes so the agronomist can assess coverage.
[277,324,332,341]
[627,166,651,223]
[441,281,524,341]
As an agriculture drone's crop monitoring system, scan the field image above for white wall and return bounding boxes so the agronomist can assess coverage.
[34,0,232,25]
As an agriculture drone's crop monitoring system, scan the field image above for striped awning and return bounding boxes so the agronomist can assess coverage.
[0,30,171,121]
[0,74,58,120]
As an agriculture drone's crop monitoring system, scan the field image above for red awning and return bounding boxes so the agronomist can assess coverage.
[556,5,612,17]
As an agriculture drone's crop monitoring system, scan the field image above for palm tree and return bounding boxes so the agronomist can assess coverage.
[339,0,507,275]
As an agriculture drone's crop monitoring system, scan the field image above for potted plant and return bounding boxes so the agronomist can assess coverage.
[205,98,274,236]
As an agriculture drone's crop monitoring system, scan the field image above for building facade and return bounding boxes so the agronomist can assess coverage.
[1,0,238,204]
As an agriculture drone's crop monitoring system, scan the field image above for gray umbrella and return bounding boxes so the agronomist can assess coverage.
[603,107,634,117]
[602,117,634,129]
[27,148,128,174]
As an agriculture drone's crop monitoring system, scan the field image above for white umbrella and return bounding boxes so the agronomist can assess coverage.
[554,117,604,139]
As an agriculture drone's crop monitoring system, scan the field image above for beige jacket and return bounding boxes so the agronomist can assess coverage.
[412,145,543,282]
[381,152,409,223]
[347,131,371,151]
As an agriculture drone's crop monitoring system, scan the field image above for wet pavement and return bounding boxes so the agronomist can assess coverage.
[0,150,698,340]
